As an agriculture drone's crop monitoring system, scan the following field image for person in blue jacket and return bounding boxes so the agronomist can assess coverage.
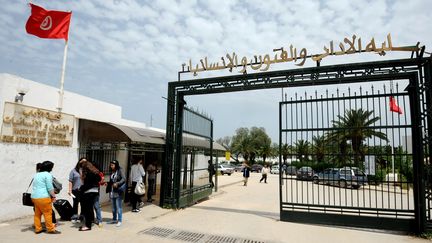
[242,160,251,186]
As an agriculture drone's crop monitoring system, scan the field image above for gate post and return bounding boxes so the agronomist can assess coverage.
[408,75,426,233]
[161,84,176,207]
[173,93,185,208]
[423,59,432,226]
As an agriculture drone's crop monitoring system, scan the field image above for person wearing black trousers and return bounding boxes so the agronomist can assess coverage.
[259,164,270,183]
[207,160,215,188]
[130,159,145,212]
[78,160,100,231]
[68,158,85,222]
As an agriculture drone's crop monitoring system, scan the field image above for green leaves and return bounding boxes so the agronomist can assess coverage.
[330,108,388,167]
[230,127,271,162]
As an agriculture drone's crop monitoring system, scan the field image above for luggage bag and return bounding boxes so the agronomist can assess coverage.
[53,199,73,220]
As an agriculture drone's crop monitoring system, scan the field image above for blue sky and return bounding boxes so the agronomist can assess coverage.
[0,0,431,143]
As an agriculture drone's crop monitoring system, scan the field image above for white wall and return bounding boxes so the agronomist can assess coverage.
[0,143,76,221]
[0,74,147,221]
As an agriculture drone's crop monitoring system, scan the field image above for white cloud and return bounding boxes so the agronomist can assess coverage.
[0,0,431,141]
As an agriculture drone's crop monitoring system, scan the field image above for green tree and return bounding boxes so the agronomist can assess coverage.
[295,139,310,163]
[312,135,326,163]
[249,127,271,163]
[326,129,350,166]
[230,127,271,163]
[331,109,388,167]
[257,141,273,165]
[281,143,290,164]
[231,127,252,161]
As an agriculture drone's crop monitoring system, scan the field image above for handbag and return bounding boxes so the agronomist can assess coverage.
[134,181,146,195]
[117,182,127,193]
[22,179,34,206]
[52,177,62,194]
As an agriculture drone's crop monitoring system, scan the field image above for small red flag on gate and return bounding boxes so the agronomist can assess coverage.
[389,96,403,114]
[25,3,72,41]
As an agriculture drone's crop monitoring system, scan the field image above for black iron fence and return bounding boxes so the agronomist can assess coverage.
[279,82,415,231]
[78,142,123,174]
[164,56,432,233]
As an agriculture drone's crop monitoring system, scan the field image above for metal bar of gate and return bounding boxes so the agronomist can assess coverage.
[408,74,426,233]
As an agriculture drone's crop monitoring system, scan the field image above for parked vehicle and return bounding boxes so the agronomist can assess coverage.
[233,165,243,172]
[312,168,339,184]
[217,164,233,176]
[312,167,367,189]
[285,165,297,175]
[296,166,314,180]
[251,164,263,173]
[339,167,368,188]
[270,165,279,174]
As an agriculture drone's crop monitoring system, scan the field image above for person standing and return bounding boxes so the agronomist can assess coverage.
[92,161,104,226]
[68,158,85,223]
[31,161,60,234]
[34,163,57,227]
[78,160,100,231]
[146,161,158,202]
[207,160,215,188]
[242,161,251,186]
[259,164,270,183]
[106,160,126,227]
[130,159,145,212]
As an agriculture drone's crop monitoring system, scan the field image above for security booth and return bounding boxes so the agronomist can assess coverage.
[78,119,165,204]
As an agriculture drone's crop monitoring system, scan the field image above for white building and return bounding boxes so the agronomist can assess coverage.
[0,73,162,221]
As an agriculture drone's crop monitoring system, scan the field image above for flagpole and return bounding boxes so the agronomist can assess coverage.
[57,40,69,113]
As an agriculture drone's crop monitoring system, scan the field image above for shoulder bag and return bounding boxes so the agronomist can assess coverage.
[134,181,146,195]
[22,179,34,206]
[52,177,62,194]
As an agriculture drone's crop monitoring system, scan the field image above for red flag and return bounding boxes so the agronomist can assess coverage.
[25,3,72,41]
[389,96,403,114]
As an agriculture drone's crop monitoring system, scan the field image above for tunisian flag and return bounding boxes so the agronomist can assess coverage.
[25,3,72,41]
[389,96,403,114]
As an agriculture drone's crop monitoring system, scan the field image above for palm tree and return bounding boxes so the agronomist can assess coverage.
[237,136,253,161]
[332,109,388,166]
[326,128,350,166]
[312,135,326,164]
[281,143,290,164]
[258,142,273,164]
[295,139,310,163]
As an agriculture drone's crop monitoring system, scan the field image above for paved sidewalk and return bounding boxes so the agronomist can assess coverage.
[1,173,429,243]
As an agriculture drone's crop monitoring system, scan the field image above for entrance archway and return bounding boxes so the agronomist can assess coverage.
[161,57,432,233]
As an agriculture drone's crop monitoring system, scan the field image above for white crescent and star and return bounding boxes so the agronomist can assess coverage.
[40,16,52,30]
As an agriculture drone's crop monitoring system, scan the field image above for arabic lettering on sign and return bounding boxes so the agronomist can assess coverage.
[23,108,62,121]
[0,102,74,147]
[183,34,420,76]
